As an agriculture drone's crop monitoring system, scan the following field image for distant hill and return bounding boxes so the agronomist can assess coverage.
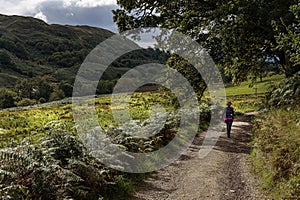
[0,14,169,89]
[0,14,115,87]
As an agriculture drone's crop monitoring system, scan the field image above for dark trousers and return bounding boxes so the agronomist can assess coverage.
[225,120,233,138]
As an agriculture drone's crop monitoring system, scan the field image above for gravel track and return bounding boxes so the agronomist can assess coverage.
[131,113,269,200]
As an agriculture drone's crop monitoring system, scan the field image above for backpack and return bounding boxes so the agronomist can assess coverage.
[225,107,234,118]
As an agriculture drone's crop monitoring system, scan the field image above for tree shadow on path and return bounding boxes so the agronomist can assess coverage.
[193,113,256,155]
[131,113,258,200]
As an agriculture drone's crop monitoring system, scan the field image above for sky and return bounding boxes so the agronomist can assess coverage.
[0,0,119,32]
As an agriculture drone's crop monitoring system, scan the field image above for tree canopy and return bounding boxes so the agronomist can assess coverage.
[113,0,300,83]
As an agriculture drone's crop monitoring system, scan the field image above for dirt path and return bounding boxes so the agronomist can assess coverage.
[131,113,268,200]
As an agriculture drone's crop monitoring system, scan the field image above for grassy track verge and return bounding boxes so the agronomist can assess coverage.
[251,106,300,199]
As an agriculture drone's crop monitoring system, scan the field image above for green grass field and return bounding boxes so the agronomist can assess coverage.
[0,91,180,148]
[225,74,284,96]
[0,74,284,147]
[224,74,284,113]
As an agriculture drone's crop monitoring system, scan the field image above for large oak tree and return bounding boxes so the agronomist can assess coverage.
[113,0,299,83]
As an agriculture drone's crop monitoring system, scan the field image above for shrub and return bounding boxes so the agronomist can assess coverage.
[15,77,53,101]
[59,80,73,97]
[16,98,37,107]
[49,89,65,101]
[0,88,16,108]
[265,71,300,107]
[38,97,46,103]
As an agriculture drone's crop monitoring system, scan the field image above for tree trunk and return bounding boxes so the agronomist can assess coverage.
[279,50,300,77]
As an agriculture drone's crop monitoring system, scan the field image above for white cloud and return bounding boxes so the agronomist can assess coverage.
[63,0,73,8]
[0,0,48,15]
[62,0,117,8]
[0,0,117,15]
[74,0,117,8]
[0,0,50,22]
[0,0,118,32]
[34,10,48,22]
[66,12,74,17]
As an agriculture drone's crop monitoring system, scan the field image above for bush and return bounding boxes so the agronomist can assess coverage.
[16,98,37,107]
[265,71,300,107]
[0,88,16,108]
[59,80,73,97]
[15,77,53,101]
[38,97,47,103]
[49,89,65,101]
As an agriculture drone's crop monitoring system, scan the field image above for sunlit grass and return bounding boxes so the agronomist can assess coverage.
[220,74,284,114]
[225,74,284,96]
[226,94,264,114]
[251,106,300,199]
[0,74,284,147]
[0,91,178,148]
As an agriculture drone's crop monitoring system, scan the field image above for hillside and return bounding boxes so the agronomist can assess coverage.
[0,14,169,89]
[0,14,117,87]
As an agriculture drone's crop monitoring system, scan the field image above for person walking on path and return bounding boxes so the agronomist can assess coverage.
[222,102,235,138]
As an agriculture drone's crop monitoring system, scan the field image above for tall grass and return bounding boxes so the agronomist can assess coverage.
[251,106,300,199]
